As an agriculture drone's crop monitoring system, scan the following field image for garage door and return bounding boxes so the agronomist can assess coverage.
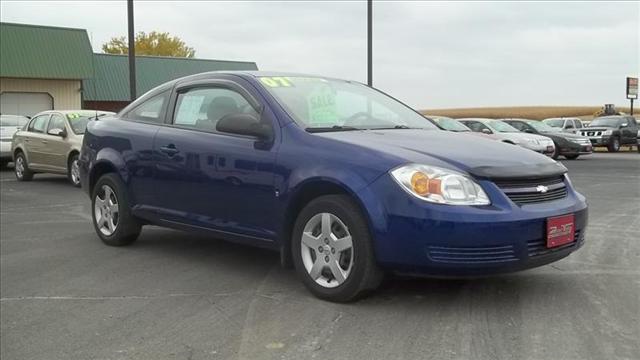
[0,92,53,117]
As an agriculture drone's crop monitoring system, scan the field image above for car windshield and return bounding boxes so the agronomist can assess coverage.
[487,120,520,133]
[259,76,438,131]
[432,117,471,132]
[589,117,622,128]
[527,121,560,133]
[66,112,105,134]
[0,115,29,127]
[544,119,565,128]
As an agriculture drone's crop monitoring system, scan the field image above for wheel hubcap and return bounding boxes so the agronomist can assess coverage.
[300,213,354,288]
[15,157,24,178]
[70,160,80,185]
[94,185,119,236]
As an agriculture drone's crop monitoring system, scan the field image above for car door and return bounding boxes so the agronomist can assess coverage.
[621,116,637,144]
[22,114,51,169]
[42,113,69,171]
[152,79,279,241]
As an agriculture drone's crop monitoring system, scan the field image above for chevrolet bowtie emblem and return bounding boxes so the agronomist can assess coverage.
[536,185,549,193]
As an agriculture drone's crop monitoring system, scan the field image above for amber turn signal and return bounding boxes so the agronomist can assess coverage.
[410,172,441,196]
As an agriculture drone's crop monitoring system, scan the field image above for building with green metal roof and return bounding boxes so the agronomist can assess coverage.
[0,22,258,116]
[83,54,258,111]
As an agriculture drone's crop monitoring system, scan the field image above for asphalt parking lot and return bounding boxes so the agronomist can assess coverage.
[1,153,638,360]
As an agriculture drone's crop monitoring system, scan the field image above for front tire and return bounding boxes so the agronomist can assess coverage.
[91,173,141,246]
[68,154,81,187]
[292,195,383,302]
[607,137,620,152]
[14,152,33,181]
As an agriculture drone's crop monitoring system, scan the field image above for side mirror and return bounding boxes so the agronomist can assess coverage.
[216,113,272,140]
[47,128,66,137]
[524,129,534,133]
[621,123,628,128]
[481,128,492,134]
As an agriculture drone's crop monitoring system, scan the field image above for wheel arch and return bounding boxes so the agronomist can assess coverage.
[279,177,373,268]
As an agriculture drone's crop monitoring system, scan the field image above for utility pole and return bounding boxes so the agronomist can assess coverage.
[127,0,137,101]
[367,0,372,87]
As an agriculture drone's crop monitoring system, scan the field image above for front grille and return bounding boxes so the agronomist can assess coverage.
[527,230,582,257]
[495,176,568,205]
[427,244,517,264]
[582,131,602,137]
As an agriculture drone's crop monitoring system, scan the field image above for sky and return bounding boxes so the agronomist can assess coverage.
[1,1,638,109]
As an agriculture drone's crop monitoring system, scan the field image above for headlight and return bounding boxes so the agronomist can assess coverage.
[603,129,613,135]
[390,164,490,205]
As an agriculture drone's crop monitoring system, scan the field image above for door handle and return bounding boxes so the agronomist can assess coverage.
[160,144,179,156]
[41,140,48,145]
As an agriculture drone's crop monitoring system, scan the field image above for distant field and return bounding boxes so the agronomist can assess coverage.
[420,106,633,120]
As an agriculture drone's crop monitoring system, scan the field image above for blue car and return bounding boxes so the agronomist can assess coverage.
[79,72,588,302]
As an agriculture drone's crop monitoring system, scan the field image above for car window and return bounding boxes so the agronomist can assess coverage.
[27,115,49,133]
[509,121,527,131]
[173,87,258,133]
[575,120,583,128]
[461,121,491,133]
[565,120,575,129]
[47,114,66,134]
[126,91,169,123]
[629,117,637,126]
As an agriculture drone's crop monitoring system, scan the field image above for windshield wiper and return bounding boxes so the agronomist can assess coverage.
[371,125,417,130]
[305,125,360,133]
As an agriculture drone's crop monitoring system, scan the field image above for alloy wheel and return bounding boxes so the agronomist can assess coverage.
[94,185,119,236]
[300,213,354,288]
[15,157,24,179]
[70,159,80,185]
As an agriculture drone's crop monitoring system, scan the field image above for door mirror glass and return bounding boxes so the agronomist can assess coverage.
[481,128,492,134]
[524,128,534,133]
[216,113,272,139]
[621,123,628,128]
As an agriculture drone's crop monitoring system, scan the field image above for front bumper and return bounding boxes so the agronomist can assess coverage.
[588,136,611,146]
[0,141,12,160]
[519,142,555,156]
[559,141,593,156]
[359,174,588,277]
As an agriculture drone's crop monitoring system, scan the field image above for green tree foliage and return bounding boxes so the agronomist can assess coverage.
[102,31,195,58]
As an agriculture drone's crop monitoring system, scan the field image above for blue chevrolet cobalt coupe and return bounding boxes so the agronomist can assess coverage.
[79,72,588,302]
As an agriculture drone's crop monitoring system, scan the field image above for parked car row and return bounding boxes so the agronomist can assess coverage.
[8,111,113,186]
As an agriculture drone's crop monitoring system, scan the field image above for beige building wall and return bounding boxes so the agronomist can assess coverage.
[0,77,82,110]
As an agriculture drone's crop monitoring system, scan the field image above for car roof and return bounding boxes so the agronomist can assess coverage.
[458,118,497,122]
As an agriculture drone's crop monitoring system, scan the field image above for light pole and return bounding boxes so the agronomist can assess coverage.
[127,0,137,100]
[367,0,372,87]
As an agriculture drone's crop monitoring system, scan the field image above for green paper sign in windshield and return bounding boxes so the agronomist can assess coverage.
[307,85,338,126]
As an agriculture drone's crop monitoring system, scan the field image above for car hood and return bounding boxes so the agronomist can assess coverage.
[542,132,588,140]
[316,129,566,180]
[494,132,550,142]
[0,126,21,140]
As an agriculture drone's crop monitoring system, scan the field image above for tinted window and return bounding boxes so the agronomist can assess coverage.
[509,121,527,131]
[565,120,575,129]
[47,114,66,133]
[575,120,583,128]
[461,121,491,133]
[28,115,49,133]
[173,87,258,132]
[126,92,169,123]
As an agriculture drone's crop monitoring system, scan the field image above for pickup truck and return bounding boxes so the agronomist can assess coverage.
[579,115,639,152]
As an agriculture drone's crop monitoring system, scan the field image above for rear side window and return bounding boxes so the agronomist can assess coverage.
[172,87,258,133]
[463,121,490,133]
[126,91,169,124]
[28,115,49,133]
[47,114,66,133]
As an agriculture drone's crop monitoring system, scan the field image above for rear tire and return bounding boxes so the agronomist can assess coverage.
[607,137,620,152]
[292,195,383,302]
[564,154,579,160]
[91,173,141,246]
[14,152,33,181]
[67,154,81,187]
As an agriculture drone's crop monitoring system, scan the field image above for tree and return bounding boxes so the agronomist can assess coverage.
[102,31,195,58]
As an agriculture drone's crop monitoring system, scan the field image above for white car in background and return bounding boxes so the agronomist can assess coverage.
[1,114,30,167]
[458,118,556,156]
[542,117,585,134]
